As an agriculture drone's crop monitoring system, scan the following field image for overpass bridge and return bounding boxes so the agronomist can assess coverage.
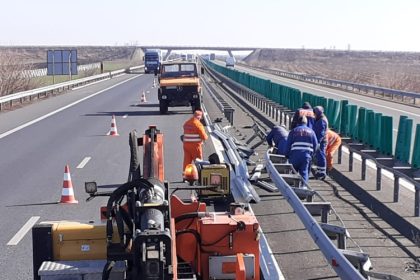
[139,45,258,60]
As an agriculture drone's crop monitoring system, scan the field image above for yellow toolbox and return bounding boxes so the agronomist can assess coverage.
[199,164,230,196]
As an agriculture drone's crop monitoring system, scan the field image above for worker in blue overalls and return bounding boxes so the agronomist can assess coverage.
[266,125,289,155]
[313,106,329,180]
[291,102,316,129]
[285,116,318,183]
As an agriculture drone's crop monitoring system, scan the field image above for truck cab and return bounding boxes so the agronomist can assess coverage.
[144,49,161,74]
[158,62,201,114]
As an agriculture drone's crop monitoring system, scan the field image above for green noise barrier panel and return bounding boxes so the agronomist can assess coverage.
[339,100,349,134]
[345,105,358,138]
[412,124,420,168]
[356,107,366,141]
[205,59,420,169]
[338,100,349,135]
[381,115,393,155]
[373,113,383,150]
[326,98,334,121]
[364,110,373,145]
[330,100,341,130]
[395,116,412,163]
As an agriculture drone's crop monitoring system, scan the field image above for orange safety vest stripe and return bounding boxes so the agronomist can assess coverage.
[183,118,208,143]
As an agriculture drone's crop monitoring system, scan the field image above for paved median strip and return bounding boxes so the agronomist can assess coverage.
[7,216,40,246]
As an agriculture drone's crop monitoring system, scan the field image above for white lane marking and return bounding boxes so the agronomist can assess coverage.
[0,75,140,140]
[247,68,420,119]
[123,114,128,119]
[77,157,91,169]
[71,78,111,90]
[7,216,40,245]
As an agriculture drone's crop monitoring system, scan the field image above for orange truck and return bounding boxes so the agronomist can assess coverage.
[158,62,202,114]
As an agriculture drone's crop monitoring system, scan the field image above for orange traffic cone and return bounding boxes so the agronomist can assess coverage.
[60,165,78,204]
[141,91,147,103]
[109,115,119,136]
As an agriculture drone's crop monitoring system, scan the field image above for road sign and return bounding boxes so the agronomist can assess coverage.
[47,50,77,76]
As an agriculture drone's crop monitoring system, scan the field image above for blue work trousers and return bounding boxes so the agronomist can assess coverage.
[316,141,327,177]
[289,154,312,182]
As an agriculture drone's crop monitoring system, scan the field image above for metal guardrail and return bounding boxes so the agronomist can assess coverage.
[203,60,409,279]
[241,63,420,105]
[0,65,144,111]
[201,102,283,279]
[207,60,420,217]
[264,151,366,280]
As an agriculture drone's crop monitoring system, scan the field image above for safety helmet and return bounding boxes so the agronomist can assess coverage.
[302,102,312,109]
[313,106,324,116]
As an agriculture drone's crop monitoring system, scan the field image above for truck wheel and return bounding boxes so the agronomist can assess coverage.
[159,101,168,114]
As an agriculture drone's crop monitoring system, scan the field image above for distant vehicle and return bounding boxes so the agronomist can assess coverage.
[158,62,201,114]
[144,49,162,74]
[181,54,187,61]
[210,53,216,60]
[187,54,194,61]
[225,56,236,67]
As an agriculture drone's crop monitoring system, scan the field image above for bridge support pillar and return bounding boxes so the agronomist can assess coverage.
[163,49,172,61]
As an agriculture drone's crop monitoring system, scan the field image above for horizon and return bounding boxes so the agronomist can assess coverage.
[1,0,420,52]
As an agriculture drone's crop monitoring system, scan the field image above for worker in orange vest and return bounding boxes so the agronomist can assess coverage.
[326,129,342,171]
[182,110,208,170]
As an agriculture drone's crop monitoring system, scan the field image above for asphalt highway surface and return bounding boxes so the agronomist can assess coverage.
[0,72,192,279]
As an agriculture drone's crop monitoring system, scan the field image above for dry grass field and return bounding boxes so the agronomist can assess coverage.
[243,48,420,93]
[0,46,144,95]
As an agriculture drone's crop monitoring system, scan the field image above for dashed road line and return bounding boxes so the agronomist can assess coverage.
[7,216,40,246]
[77,157,91,169]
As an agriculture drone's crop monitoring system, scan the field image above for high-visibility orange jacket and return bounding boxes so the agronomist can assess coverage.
[326,129,342,170]
[182,117,208,169]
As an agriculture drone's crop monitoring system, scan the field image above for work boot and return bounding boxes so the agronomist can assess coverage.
[315,172,326,181]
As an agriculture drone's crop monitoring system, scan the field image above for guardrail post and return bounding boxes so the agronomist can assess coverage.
[393,175,400,202]
[224,108,234,125]
[415,187,420,217]
[349,150,354,172]
[376,167,382,190]
[337,144,342,164]
[361,157,366,180]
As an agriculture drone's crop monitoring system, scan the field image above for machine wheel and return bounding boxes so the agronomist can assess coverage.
[159,101,168,114]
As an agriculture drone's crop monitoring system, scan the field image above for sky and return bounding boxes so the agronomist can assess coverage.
[1,0,420,52]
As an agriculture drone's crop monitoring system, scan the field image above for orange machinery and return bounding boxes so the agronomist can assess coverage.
[33,125,260,280]
[171,195,260,280]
